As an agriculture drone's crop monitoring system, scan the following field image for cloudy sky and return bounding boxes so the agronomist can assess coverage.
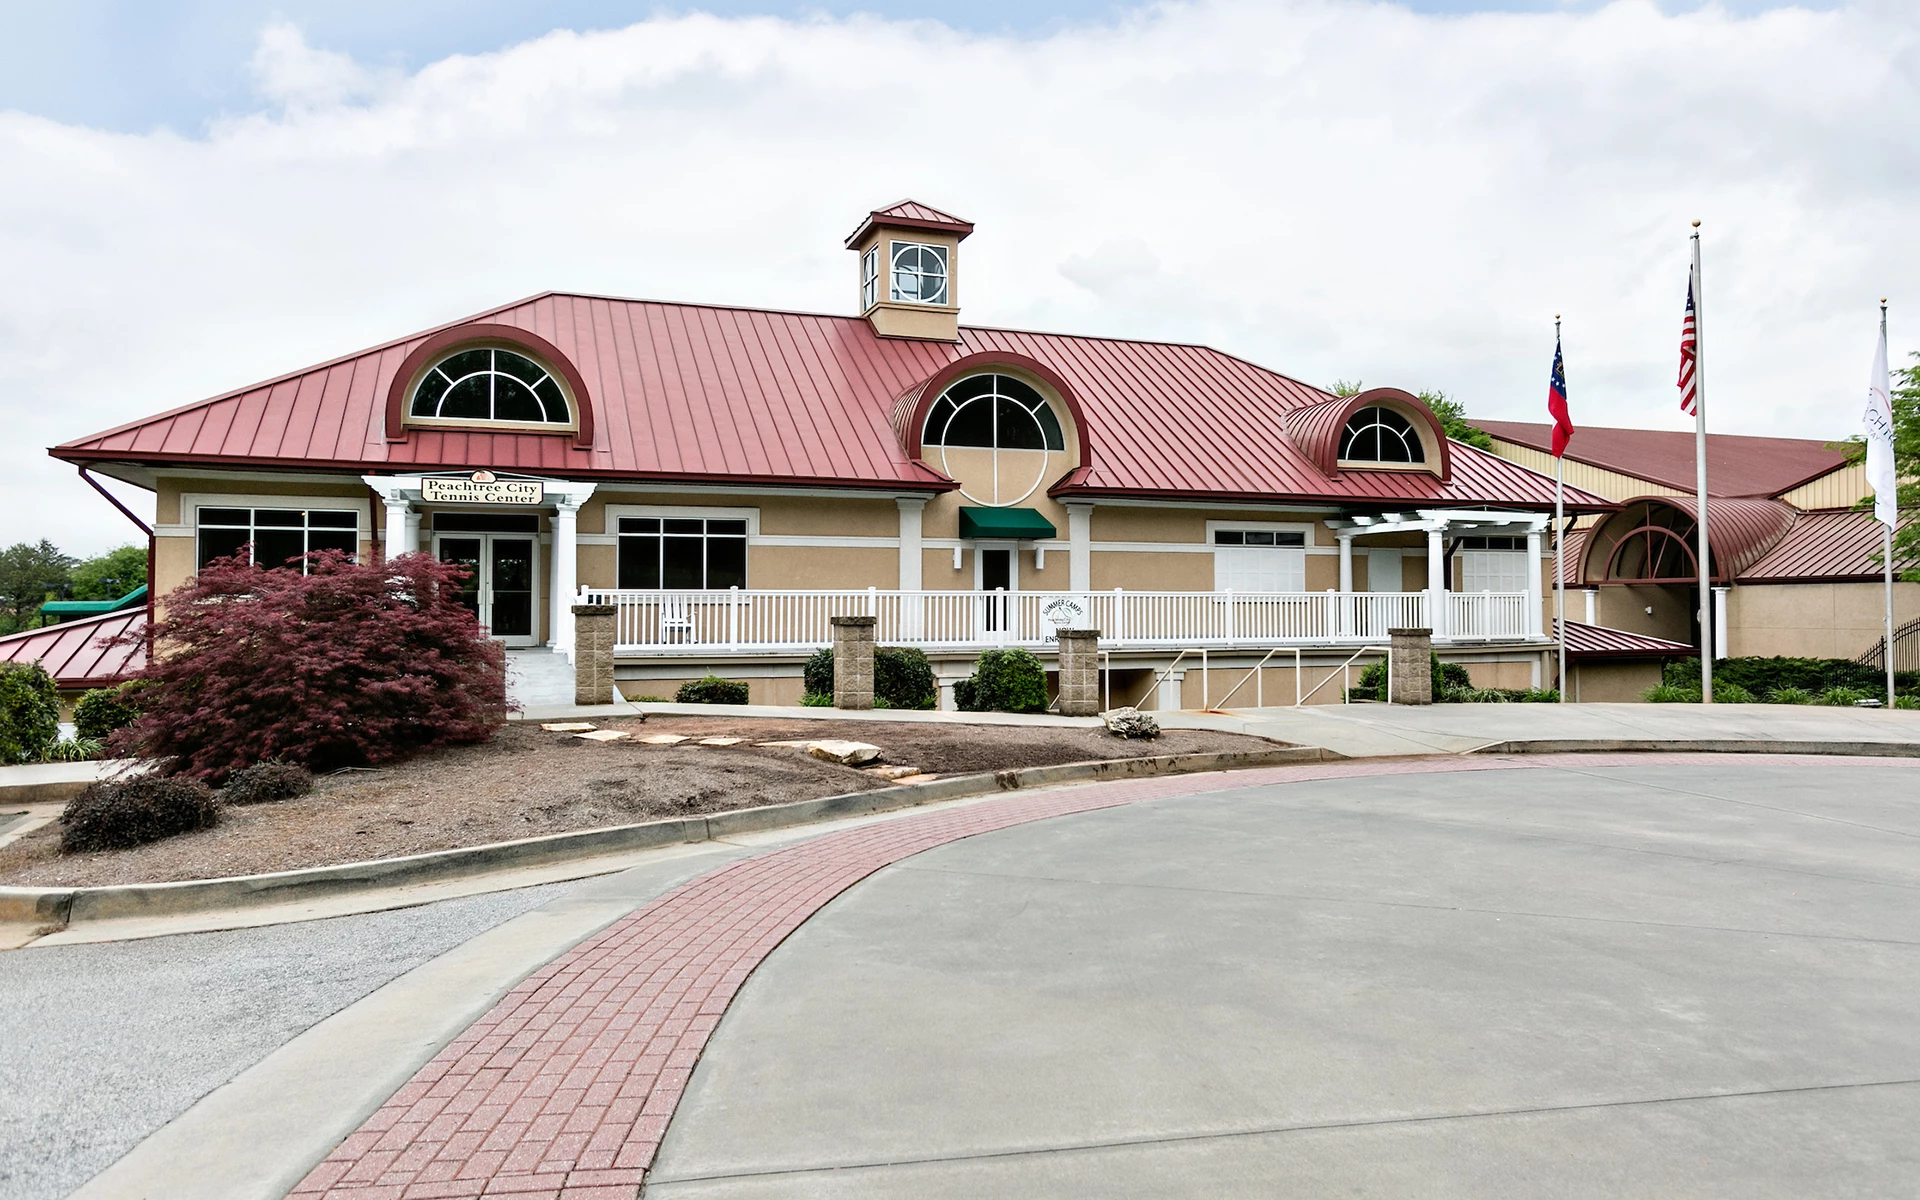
[2,0,1909,554]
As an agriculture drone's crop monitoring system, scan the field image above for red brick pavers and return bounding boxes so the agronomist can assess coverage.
[288,753,1903,1199]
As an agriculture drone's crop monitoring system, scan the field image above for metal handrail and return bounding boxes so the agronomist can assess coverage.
[1207,646,1304,710]
[1296,644,1393,706]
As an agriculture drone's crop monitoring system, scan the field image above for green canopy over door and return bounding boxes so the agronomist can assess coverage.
[958,507,1057,539]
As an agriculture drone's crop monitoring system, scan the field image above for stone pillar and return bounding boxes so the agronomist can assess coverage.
[571,604,617,706]
[1388,627,1433,705]
[1056,629,1101,716]
[830,615,877,710]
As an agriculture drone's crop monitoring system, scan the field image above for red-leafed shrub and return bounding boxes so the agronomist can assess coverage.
[111,551,507,781]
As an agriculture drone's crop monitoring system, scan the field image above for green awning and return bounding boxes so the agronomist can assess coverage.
[40,585,148,620]
[958,507,1057,540]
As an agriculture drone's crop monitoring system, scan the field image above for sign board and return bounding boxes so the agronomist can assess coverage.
[1042,596,1087,631]
[420,472,544,506]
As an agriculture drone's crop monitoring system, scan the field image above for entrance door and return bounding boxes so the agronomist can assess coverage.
[435,534,540,647]
[978,545,1015,636]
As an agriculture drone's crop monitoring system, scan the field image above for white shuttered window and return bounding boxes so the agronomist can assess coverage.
[1213,529,1307,592]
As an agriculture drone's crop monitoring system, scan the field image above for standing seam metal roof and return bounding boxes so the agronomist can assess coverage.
[0,610,146,688]
[54,293,1610,511]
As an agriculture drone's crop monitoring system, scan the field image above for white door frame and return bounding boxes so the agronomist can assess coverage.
[972,540,1020,641]
[432,531,543,648]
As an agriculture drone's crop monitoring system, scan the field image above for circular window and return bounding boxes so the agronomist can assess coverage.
[922,374,1066,506]
[410,348,572,425]
[1339,405,1425,464]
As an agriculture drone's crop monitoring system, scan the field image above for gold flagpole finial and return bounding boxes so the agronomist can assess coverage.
[1691,219,1701,228]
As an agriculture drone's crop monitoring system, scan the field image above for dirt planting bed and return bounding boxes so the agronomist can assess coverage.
[0,717,1282,887]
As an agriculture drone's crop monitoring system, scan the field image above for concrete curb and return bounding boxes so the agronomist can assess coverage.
[1469,738,1920,758]
[0,745,1334,929]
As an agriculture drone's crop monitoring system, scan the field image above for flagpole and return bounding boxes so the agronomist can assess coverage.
[1692,222,1714,703]
[1884,299,1896,709]
[1555,314,1567,701]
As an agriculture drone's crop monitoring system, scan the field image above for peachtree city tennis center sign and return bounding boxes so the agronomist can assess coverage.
[419,472,545,505]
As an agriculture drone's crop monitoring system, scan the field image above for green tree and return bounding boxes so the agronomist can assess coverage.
[0,540,76,633]
[1326,380,1494,450]
[70,544,148,601]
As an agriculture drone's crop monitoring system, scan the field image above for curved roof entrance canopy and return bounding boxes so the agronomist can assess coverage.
[1580,497,1798,585]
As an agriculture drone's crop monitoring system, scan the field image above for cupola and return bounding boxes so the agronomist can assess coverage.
[845,199,973,341]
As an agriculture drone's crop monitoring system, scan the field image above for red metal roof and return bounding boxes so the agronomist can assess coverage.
[1740,509,1919,582]
[54,293,1611,512]
[0,610,145,689]
[1579,496,1798,583]
[845,199,975,246]
[1556,619,1695,658]
[1477,419,1849,499]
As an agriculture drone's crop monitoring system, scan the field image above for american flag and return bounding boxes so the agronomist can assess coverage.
[1678,272,1698,415]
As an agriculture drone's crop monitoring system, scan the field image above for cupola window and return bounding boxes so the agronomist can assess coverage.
[860,246,879,309]
[889,241,949,306]
[409,348,572,426]
[1339,405,1425,464]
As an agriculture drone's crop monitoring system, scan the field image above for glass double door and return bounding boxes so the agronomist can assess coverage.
[435,534,539,647]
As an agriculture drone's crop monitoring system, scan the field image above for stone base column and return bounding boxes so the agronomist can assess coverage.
[1056,629,1101,716]
[831,616,877,710]
[572,605,617,706]
[1388,627,1433,705]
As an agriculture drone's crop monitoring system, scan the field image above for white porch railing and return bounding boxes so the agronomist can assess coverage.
[577,588,1537,654]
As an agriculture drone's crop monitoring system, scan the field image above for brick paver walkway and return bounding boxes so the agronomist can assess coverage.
[288,753,1904,1199]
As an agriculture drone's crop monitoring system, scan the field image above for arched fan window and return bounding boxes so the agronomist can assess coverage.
[410,348,572,426]
[1339,405,1425,464]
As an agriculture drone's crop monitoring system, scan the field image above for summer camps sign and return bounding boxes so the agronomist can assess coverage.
[419,472,545,505]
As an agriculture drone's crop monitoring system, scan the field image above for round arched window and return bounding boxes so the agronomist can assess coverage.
[922,374,1066,506]
[409,348,572,425]
[1339,405,1425,464]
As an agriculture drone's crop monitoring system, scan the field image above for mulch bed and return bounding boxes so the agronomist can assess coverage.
[0,717,1282,888]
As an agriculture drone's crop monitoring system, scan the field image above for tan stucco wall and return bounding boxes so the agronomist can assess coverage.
[581,491,900,538]
[1570,660,1664,702]
[1593,584,1695,645]
[747,546,896,590]
[1090,552,1206,591]
[1728,581,1920,660]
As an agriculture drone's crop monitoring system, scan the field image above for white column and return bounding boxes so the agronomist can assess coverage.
[1525,528,1545,638]
[382,497,409,563]
[895,498,925,590]
[551,498,582,656]
[1066,503,1093,594]
[1338,534,1354,593]
[1426,525,1446,640]
[1713,586,1730,660]
[403,509,422,556]
[1583,588,1597,626]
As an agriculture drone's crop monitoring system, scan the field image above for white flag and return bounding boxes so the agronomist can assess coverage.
[1866,321,1897,528]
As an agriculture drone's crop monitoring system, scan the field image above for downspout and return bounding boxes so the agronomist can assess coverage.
[77,466,156,655]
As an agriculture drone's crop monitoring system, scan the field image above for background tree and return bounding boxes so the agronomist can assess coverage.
[69,544,148,601]
[1327,381,1494,450]
[0,540,76,633]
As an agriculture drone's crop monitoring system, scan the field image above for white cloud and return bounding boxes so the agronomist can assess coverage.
[1,0,1915,552]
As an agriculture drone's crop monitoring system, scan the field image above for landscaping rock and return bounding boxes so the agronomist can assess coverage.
[807,739,882,765]
[638,734,690,745]
[1102,706,1160,739]
[892,773,938,785]
[543,722,598,733]
[863,764,921,780]
[697,736,746,746]
[574,730,630,742]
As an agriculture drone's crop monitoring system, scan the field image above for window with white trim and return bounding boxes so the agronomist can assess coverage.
[1339,405,1425,464]
[1456,536,1530,592]
[860,246,879,309]
[409,347,572,426]
[617,517,747,589]
[889,240,948,306]
[196,507,358,572]
[1213,529,1307,592]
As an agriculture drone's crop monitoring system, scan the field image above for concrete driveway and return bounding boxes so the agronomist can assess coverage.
[646,759,1920,1198]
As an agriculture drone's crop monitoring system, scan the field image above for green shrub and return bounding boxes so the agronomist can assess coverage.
[875,647,937,709]
[1714,681,1757,704]
[956,648,1048,713]
[43,737,104,762]
[0,662,60,765]
[74,681,145,742]
[221,760,314,806]
[803,648,835,697]
[800,691,833,707]
[676,675,750,704]
[1514,688,1560,703]
[1353,653,1474,702]
[1817,686,1873,706]
[1644,683,1701,703]
[1767,686,1816,704]
[1895,695,1920,710]
[1666,656,1906,698]
[61,775,218,853]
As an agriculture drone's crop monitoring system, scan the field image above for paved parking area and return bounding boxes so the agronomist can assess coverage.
[646,758,1920,1198]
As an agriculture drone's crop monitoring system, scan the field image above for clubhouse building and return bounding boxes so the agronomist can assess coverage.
[52,201,1635,708]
